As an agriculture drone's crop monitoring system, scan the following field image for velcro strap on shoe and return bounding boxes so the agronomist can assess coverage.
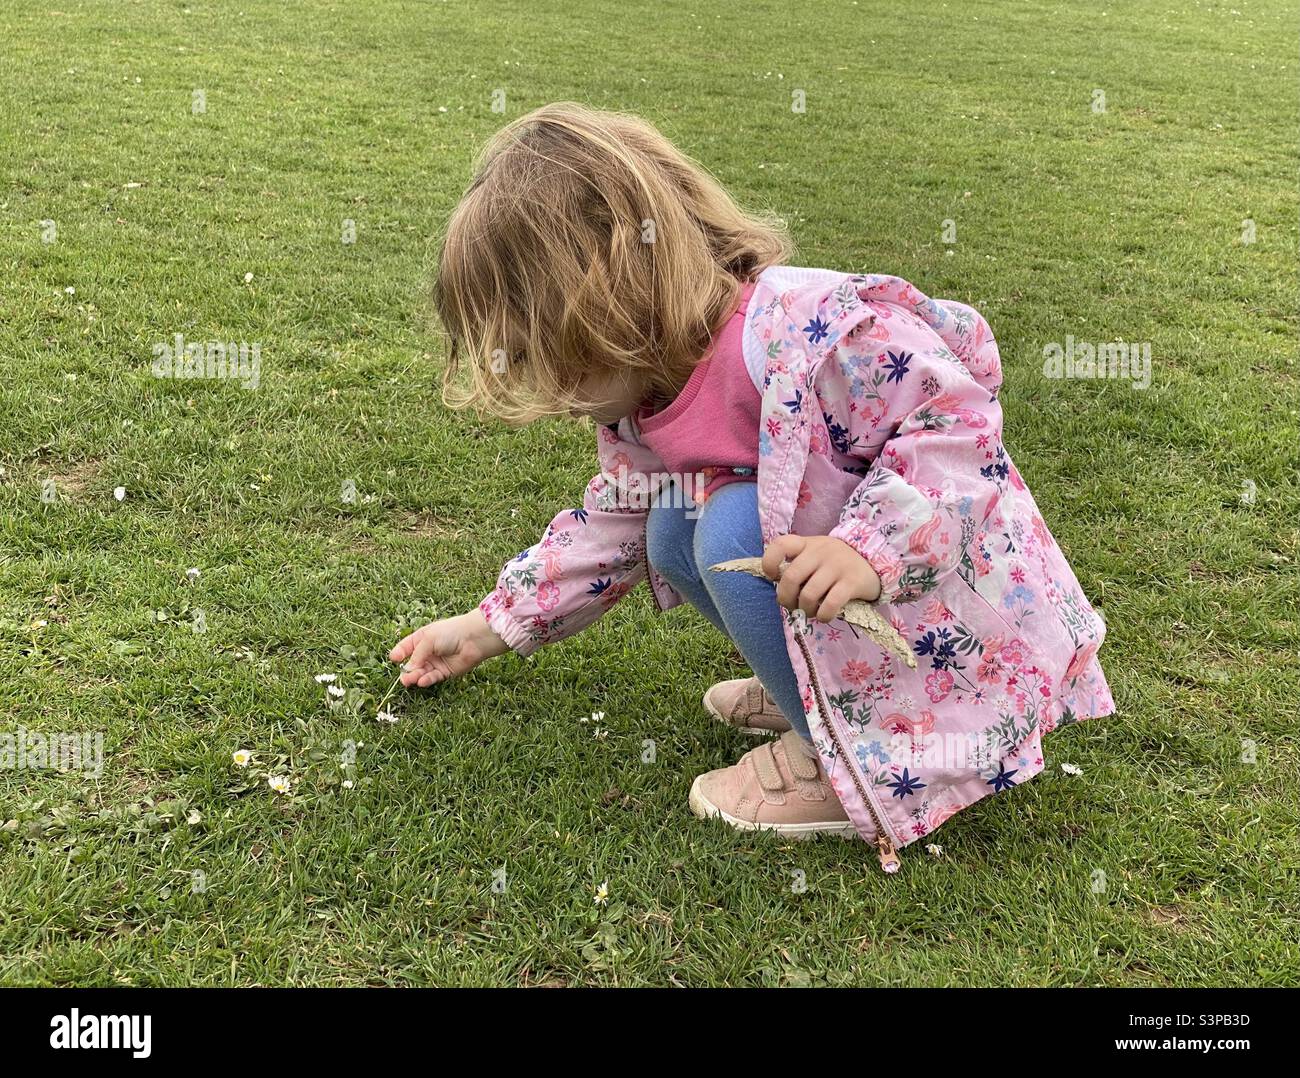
[752,742,785,792]
[728,679,761,724]
[781,730,820,782]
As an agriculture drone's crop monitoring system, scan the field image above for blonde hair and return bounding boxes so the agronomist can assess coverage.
[433,102,794,425]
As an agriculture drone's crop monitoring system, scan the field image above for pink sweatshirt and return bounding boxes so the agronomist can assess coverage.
[631,282,759,504]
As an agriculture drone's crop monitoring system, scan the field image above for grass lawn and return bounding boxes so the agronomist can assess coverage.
[0,0,1296,986]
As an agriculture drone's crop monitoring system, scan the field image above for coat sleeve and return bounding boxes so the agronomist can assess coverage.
[821,294,1008,605]
[478,420,664,657]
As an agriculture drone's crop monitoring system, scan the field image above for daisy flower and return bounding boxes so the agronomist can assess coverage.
[232,749,252,768]
[267,775,291,794]
[593,881,609,906]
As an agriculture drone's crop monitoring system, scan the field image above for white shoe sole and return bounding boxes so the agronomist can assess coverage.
[701,686,788,738]
[688,775,860,839]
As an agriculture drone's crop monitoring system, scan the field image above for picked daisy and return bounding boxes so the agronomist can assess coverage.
[232,749,252,768]
[267,774,291,794]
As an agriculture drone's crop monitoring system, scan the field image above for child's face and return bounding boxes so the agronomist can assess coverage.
[568,367,648,425]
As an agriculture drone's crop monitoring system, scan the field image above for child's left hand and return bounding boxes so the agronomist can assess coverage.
[761,534,882,622]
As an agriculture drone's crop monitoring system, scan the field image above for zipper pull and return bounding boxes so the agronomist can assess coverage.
[876,833,902,874]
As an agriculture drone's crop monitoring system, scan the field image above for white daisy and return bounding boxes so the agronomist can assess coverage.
[326,684,345,698]
[113,486,126,501]
[376,709,399,724]
[267,774,291,794]
[1061,762,1083,776]
[232,749,252,767]
[926,843,944,857]
[593,881,609,906]
[313,673,337,684]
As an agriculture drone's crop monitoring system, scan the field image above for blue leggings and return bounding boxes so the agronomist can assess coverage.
[645,480,810,740]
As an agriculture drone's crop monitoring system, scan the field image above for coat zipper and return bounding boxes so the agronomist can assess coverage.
[794,630,902,874]
[780,347,900,873]
[642,499,665,613]
[628,414,667,616]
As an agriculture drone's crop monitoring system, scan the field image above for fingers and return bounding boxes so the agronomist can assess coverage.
[766,538,851,621]
[797,567,839,618]
[761,534,805,582]
[816,582,855,623]
[774,549,821,611]
[398,626,446,687]
[389,626,425,663]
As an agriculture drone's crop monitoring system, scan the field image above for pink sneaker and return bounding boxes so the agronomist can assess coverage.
[688,730,857,838]
[702,677,792,736]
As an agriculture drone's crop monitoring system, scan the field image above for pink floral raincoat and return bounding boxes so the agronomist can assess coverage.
[480,266,1115,872]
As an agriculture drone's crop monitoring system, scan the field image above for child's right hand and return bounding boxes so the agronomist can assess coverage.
[389,610,509,688]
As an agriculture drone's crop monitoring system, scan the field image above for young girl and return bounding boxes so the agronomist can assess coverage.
[391,103,1114,873]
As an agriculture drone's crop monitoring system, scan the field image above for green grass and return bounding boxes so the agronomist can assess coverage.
[1,0,1296,986]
